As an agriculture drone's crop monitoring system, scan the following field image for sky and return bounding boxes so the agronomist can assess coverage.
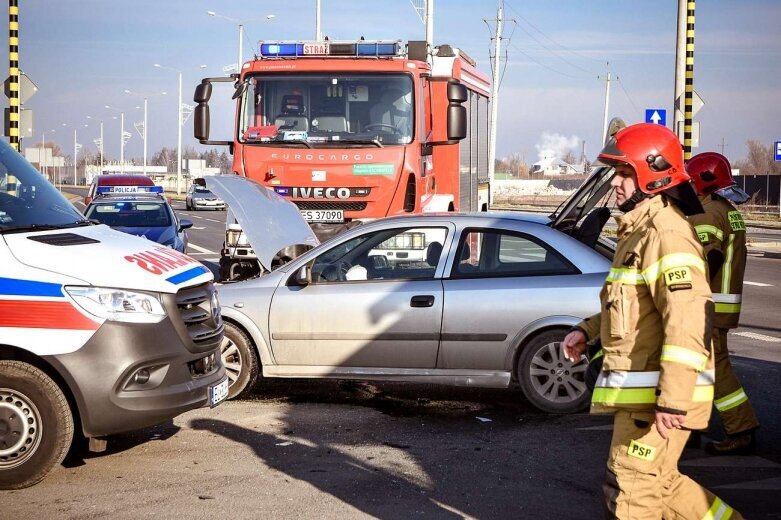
[13,0,781,165]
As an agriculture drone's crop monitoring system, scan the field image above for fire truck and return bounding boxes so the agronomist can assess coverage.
[193,39,491,279]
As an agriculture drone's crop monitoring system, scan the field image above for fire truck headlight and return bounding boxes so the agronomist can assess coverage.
[65,287,166,323]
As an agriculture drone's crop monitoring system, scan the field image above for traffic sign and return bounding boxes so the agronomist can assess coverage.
[675,90,705,117]
[775,141,781,162]
[645,109,666,126]
[4,73,38,104]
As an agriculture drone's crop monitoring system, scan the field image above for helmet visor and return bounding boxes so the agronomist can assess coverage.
[715,185,751,205]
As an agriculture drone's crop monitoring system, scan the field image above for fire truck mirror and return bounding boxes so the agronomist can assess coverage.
[194,103,211,142]
[194,82,213,103]
[447,82,468,104]
[447,105,466,141]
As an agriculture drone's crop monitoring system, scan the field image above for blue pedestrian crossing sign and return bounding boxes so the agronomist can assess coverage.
[775,141,781,162]
[645,109,667,126]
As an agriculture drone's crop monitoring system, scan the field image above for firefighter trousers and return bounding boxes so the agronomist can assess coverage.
[604,411,742,519]
[713,328,759,435]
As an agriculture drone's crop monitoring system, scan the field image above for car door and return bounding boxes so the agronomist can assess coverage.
[268,223,453,369]
[439,224,603,371]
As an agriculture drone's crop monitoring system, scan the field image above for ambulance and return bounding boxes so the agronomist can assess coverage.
[0,141,227,489]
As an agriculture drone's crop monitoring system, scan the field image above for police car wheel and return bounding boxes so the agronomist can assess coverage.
[221,322,260,400]
[0,361,74,490]
[516,330,590,414]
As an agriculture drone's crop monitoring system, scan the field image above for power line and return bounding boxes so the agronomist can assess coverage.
[615,76,640,118]
[508,41,593,80]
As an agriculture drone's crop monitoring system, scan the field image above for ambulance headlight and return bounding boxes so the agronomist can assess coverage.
[65,287,166,323]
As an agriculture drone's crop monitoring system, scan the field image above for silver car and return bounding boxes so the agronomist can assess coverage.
[208,172,615,413]
[186,184,226,211]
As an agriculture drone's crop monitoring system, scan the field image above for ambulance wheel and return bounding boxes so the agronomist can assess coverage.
[516,330,590,414]
[0,360,74,489]
[221,322,259,400]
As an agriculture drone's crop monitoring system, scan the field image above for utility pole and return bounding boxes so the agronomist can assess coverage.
[601,62,611,143]
[6,0,19,151]
[674,0,696,160]
[315,0,322,41]
[487,2,503,198]
[718,138,727,156]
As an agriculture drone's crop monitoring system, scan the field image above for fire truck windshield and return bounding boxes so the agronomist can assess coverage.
[239,73,414,147]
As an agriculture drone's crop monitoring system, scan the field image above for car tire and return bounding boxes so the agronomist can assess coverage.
[221,322,260,400]
[516,329,590,414]
[0,360,74,490]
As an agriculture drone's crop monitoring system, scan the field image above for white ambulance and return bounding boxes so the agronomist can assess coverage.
[0,141,227,489]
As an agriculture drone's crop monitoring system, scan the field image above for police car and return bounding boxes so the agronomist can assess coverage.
[84,185,192,253]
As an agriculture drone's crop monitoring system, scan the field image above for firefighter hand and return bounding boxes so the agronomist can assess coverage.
[562,330,588,363]
[654,411,686,439]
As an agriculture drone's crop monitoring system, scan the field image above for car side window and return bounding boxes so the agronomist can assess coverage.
[310,226,448,283]
[452,229,576,278]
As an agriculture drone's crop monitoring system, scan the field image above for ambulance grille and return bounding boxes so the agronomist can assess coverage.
[174,282,223,350]
[294,201,367,211]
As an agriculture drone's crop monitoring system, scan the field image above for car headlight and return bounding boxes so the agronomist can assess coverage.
[65,286,166,323]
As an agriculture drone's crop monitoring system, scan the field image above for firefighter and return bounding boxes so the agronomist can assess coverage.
[687,152,759,455]
[562,123,742,519]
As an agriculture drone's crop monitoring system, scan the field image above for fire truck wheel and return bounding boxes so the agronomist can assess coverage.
[0,360,74,490]
[516,330,590,414]
[221,322,260,400]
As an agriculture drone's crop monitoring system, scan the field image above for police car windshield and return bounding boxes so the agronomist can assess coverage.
[239,73,414,147]
[0,141,87,233]
[85,201,172,228]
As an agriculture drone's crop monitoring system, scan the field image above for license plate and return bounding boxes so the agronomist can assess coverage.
[303,43,328,55]
[208,378,229,408]
[299,209,344,223]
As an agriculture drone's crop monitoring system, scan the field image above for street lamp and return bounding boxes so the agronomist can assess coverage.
[153,63,207,195]
[206,10,275,72]
[105,104,139,174]
[41,128,56,185]
[86,115,105,173]
[125,89,167,176]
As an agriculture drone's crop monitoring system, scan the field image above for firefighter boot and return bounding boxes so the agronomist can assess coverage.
[705,430,756,456]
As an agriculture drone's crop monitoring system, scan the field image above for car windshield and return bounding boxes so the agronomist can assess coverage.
[239,73,414,147]
[0,141,87,233]
[85,201,171,227]
[194,186,213,194]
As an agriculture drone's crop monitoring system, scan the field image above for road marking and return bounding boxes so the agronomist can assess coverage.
[192,226,206,230]
[204,218,222,223]
[191,215,204,219]
[187,242,216,254]
[731,331,781,343]
[744,281,773,287]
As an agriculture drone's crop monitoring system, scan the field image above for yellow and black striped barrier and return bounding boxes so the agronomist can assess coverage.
[682,0,695,161]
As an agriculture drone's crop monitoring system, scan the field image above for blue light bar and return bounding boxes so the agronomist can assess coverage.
[97,185,164,194]
[258,40,400,58]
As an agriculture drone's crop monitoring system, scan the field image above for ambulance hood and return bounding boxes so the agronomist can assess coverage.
[205,175,319,272]
[3,224,212,293]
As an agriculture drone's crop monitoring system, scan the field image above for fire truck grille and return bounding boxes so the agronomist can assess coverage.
[294,201,368,212]
[175,282,223,351]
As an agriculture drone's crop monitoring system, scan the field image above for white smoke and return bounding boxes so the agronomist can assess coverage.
[535,132,580,163]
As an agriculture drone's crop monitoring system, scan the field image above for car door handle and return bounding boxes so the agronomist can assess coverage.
[410,295,435,308]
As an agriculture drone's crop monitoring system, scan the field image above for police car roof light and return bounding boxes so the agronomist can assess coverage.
[96,185,164,195]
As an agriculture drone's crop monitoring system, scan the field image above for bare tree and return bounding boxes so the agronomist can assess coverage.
[562,150,578,165]
[734,140,781,175]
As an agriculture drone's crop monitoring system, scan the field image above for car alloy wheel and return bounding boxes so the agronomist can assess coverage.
[517,330,590,414]
[220,322,259,400]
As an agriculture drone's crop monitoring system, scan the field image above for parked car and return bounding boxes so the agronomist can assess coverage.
[84,174,156,205]
[84,186,192,253]
[206,173,616,413]
[186,184,226,211]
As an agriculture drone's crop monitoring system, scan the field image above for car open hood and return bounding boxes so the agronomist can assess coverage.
[205,176,319,271]
[549,164,616,232]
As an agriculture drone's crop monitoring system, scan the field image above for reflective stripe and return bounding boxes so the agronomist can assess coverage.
[694,224,724,241]
[715,303,741,314]
[714,387,749,412]
[589,349,604,363]
[642,253,706,284]
[721,235,735,294]
[592,385,713,406]
[596,369,715,389]
[712,293,742,304]
[702,497,734,520]
[606,268,645,285]
[660,344,708,371]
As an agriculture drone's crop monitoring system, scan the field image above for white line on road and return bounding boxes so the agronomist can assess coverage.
[187,242,216,254]
[744,281,773,287]
[204,218,222,223]
[731,331,781,343]
[192,226,206,230]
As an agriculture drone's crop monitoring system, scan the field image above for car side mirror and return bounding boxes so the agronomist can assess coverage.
[295,265,312,286]
[179,219,193,231]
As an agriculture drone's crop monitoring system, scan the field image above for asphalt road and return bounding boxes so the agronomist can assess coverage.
[16,187,778,518]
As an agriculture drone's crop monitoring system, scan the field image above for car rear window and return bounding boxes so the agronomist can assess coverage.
[86,202,171,227]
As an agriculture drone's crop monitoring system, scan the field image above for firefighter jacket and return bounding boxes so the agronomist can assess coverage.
[688,195,746,329]
[577,196,715,429]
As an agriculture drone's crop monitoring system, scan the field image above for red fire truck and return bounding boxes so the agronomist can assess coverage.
[194,40,491,277]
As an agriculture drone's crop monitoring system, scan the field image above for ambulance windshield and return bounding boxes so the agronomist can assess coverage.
[239,73,414,147]
[0,141,88,233]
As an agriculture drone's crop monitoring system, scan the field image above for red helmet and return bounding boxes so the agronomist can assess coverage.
[686,152,748,204]
[598,123,688,195]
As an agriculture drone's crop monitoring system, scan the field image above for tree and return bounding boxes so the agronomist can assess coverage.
[562,150,578,165]
[734,140,781,175]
